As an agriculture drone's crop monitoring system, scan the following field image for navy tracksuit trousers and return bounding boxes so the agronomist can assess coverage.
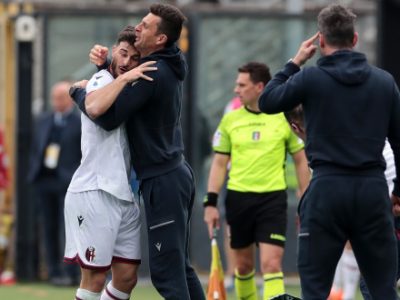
[140,161,205,300]
[297,170,398,300]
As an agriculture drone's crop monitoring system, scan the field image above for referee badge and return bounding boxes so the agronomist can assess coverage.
[252,131,260,141]
[213,131,222,147]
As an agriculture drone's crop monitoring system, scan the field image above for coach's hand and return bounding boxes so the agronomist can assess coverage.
[292,32,319,67]
[204,206,220,239]
[121,61,158,83]
[89,44,108,66]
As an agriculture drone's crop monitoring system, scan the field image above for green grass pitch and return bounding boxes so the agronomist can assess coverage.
[0,281,367,299]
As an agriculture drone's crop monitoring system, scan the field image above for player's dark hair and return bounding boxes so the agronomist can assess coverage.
[318,4,356,48]
[150,3,187,47]
[284,105,304,126]
[238,62,271,85]
[116,25,136,46]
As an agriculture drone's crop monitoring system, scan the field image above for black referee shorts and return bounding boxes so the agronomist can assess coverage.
[225,189,287,249]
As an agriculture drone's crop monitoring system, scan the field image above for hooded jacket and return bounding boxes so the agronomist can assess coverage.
[259,50,400,196]
[72,45,187,179]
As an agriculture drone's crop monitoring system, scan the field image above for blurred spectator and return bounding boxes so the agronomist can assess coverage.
[223,96,242,114]
[0,126,15,285]
[0,126,8,190]
[27,81,81,286]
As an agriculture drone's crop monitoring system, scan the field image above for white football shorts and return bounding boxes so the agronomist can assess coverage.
[64,190,141,270]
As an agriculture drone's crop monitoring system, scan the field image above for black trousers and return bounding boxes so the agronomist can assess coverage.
[359,216,400,299]
[297,172,398,300]
[141,161,205,300]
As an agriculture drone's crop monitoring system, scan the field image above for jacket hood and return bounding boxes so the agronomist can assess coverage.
[143,45,187,81]
[317,50,371,85]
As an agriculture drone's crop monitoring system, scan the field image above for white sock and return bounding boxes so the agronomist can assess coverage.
[331,253,344,292]
[342,249,360,300]
[75,288,101,300]
[100,281,130,300]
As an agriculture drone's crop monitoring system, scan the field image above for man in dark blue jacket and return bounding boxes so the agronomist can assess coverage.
[70,3,205,300]
[28,81,81,286]
[259,4,400,300]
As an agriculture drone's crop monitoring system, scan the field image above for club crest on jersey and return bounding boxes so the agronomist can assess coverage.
[85,246,96,262]
[252,131,261,141]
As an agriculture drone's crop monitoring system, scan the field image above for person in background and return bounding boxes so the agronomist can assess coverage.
[224,96,242,114]
[328,244,360,300]
[259,4,400,298]
[204,62,310,300]
[0,127,8,191]
[28,80,81,286]
[0,126,15,285]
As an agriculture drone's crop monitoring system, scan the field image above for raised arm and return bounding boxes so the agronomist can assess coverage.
[85,61,157,119]
[71,71,156,131]
[291,32,319,67]
[258,33,319,114]
[90,44,109,67]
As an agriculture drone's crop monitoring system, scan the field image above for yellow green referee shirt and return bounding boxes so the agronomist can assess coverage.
[212,106,304,193]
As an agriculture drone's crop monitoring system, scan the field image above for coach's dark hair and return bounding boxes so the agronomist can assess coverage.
[116,25,136,46]
[238,62,271,85]
[150,3,187,47]
[318,4,356,48]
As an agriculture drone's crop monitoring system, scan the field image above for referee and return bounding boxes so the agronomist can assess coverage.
[204,62,310,300]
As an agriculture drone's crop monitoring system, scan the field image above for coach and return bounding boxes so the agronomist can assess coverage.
[259,4,400,300]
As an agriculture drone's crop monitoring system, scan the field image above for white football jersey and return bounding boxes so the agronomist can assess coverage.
[68,69,134,202]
